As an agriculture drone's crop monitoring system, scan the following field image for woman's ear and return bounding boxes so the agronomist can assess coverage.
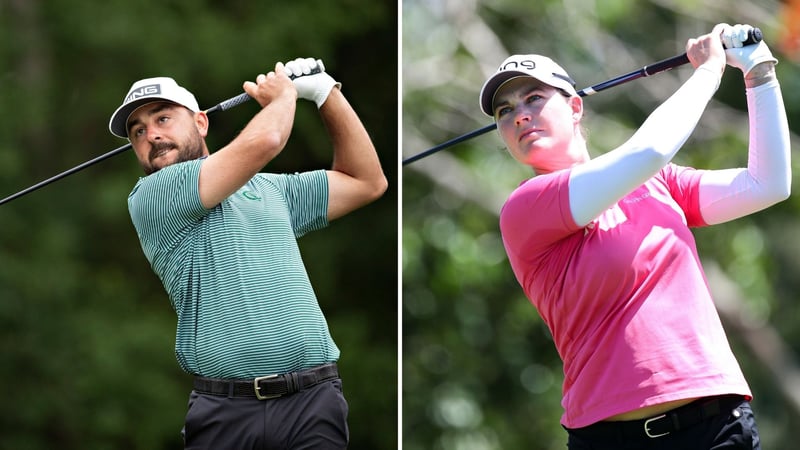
[569,95,584,122]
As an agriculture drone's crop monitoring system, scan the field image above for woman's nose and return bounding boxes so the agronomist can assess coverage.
[514,110,532,126]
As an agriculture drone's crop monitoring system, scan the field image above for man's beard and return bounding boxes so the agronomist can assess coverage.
[142,130,205,175]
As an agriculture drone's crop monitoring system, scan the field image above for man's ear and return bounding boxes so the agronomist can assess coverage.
[195,111,210,137]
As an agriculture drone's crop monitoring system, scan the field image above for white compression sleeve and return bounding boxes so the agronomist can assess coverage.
[698,79,791,225]
[569,67,721,227]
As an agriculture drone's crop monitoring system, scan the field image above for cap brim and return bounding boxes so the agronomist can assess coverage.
[480,70,532,116]
[108,97,170,138]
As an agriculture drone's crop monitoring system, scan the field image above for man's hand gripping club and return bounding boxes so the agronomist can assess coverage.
[283,57,341,108]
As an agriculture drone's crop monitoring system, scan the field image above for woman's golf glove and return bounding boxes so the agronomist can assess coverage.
[722,24,777,77]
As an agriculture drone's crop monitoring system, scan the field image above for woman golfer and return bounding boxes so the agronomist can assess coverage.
[481,23,789,449]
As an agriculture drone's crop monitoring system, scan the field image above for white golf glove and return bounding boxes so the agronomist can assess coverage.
[283,57,341,108]
[721,24,777,77]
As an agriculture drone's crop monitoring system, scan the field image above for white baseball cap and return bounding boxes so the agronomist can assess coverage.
[109,77,200,138]
[479,54,577,116]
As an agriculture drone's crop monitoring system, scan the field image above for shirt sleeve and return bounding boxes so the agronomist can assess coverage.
[659,163,708,227]
[263,170,330,238]
[500,169,581,261]
[127,160,208,254]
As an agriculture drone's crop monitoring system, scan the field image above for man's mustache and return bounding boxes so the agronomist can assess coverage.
[149,141,177,162]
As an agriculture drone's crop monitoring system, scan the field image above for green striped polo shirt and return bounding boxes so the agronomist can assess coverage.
[128,158,340,378]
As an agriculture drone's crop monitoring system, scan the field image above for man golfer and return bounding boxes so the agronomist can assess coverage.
[108,57,387,449]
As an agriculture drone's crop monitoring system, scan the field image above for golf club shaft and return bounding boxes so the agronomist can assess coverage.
[403,28,762,166]
[0,63,323,206]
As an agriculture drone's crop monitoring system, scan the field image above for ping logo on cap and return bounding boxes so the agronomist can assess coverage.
[500,59,537,71]
[499,58,575,86]
[125,84,162,103]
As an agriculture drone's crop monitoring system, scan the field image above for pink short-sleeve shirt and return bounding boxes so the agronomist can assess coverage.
[499,165,751,429]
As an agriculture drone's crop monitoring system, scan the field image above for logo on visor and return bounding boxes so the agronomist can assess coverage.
[500,59,537,72]
[125,84,162,103]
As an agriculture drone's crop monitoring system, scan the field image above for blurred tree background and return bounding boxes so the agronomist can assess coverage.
[0,0,397,449]
[403,0,800,449]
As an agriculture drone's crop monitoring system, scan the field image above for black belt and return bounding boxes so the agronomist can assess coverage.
[193,363,339,400]
[568,395,746,440]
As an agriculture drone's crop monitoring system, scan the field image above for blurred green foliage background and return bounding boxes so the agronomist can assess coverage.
[403,0,800,449]
[0,0,397,449]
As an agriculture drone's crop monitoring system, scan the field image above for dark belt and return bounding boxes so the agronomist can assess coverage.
[568,395,746,440]
[193,363,339,400]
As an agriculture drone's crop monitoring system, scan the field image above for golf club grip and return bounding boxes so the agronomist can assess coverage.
[738,27,763,47]
[207,59,324,114]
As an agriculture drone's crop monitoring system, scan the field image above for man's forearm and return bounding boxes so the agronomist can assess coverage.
[321,89,385,187]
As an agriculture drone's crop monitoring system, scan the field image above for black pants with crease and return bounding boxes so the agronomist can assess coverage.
[182,378,349,450]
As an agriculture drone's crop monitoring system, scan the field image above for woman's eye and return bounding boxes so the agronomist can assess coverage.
[496,106,512,117]
[526,94,542,104]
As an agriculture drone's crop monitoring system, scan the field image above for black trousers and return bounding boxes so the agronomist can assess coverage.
[182,378,349,450]
[565,397,759,450]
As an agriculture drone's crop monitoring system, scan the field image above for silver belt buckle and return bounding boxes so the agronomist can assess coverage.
[254,374,280,400]
[644,414,670,438]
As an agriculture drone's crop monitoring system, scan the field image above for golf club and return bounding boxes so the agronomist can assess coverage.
[0,61,323,206]
[403,28,762,166]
